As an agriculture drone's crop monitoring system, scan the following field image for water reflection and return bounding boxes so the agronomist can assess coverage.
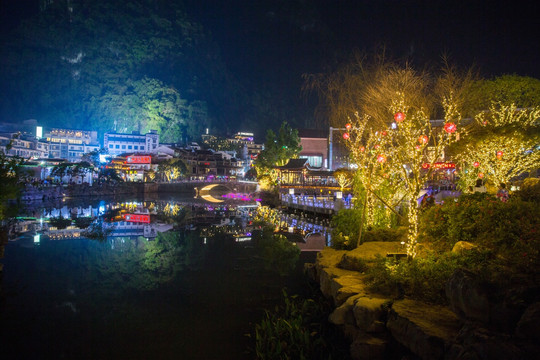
[0,196,328,359]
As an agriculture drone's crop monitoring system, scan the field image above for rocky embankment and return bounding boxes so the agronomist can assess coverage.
[306,244,540,360]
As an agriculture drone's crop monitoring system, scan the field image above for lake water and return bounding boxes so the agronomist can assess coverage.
[0,196,323,359]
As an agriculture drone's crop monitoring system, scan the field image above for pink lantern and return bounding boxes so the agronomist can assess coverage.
[394,112,405,123]
[377,154,387,163]
[345,123,352,130]
[496,151,503,159]
[343,132,350,140]
[418,135,428,144]
[444,122,457,133]
[473,161,480,168]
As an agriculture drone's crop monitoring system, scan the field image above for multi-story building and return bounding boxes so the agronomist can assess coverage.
[104,130,159,156]
[0,132,49,159]
[176,148,244,179]
[45,128,100,162]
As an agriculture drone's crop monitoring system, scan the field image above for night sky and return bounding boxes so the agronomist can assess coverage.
[1,0,539,132]
[184,0,540,86]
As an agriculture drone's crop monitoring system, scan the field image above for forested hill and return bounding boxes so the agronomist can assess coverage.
[0,0,277,142]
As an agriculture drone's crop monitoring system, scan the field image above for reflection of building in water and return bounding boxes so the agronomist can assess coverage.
[104,221,173,239]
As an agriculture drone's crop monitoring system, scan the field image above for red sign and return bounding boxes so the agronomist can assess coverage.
[422,162,456,170]
[126,156,151,164]
[122,214,150,223]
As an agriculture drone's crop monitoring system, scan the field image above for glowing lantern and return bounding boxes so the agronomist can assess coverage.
[394,112,405,123]
[478,172,484,178]
[444,122,457,133]
[345,123,352,130]
[415,145,421,150]
[473,161,480,168]
[418,135,428,144]
[496,151,503,159]
[374,144,380,149]
[343,132,350,140]
[359,146,365,152]
[381,130,387,136]
[377,154,387,163]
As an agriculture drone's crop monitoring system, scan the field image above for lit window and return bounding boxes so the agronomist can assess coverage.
[109,144,113,148]
[128,145,132,149]
[116,145,120,149]
[122,145,126,149]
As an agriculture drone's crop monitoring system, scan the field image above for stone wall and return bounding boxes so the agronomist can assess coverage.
[307,245,539,360]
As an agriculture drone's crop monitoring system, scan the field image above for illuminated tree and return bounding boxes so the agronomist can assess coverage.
[333,168,354,191]
[456,102,540,188]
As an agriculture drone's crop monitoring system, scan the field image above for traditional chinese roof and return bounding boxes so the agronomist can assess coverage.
[276,158,309,170]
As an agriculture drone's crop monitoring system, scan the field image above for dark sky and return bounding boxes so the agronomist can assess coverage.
[184,0,540,80]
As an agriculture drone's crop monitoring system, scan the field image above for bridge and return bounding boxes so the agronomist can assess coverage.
[145,180,258,197]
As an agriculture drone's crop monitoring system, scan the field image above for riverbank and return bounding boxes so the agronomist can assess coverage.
[306,244,540,360]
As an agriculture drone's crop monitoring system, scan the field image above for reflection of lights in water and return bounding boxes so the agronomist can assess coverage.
[201,194,224,203]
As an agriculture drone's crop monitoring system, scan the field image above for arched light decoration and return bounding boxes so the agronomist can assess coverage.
[394,112,405,123]
[343,132,350,140]
[418,135,428,144]
[496,151,503,159]
[478,172,484,178]
[473,161,480,168]
[444,122,457,133]
[345,123,352,130]
[377,154,387,163]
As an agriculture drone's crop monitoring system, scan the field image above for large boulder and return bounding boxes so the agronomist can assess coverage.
[516,302,540,341]
[387,299,460,360]
[350,334,388,360]
[353,297,390,332]
[446,268,491,323]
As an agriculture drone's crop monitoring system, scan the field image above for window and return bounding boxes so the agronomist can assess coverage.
[122,145,126,149]
[128,145,132,149]
[134,146,138,150]
[109,144,113,148]
[116,145,120,149]
[140,146,145,150]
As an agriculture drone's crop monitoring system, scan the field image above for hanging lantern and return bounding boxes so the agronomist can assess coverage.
[418,135,428,144]
[415,145,421,150]
[496,151,503,159]
[374,144,380,149]
[343,132,350,140]
[377,154,387,163]
[473,161,480,168]
[345,123,352,130]
[381,130,387,136]
[444,122,457,133]
[359,146,365,152]
[478,172,484,178]
[394,112,405,123]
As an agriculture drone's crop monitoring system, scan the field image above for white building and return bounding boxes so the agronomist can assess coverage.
[104,130,159,156]
[0,132,49,159]
[45,128,100,162]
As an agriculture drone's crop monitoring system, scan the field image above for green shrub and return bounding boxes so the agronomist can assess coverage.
[362,226,407,243]
[254,290,342,360]
[517,178,540,202]
[330,209,362,249]
[365,250,497,304]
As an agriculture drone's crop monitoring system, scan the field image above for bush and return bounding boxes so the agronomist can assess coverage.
[330,209,362,249]
[365,250,496,304]
[254,290,347,360]
[362,227,407,243]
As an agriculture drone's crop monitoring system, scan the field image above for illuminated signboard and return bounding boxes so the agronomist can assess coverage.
[122,214,150,223]
[422,162,456,170]
[126,156,151,164]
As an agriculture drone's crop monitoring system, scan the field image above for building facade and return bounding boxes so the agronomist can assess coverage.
[104,130,159,156]
[45,128,100,162]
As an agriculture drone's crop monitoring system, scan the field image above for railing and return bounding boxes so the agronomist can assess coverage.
[280,194,352,214]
